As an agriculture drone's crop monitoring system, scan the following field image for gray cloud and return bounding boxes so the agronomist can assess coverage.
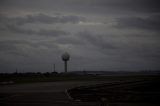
[0,13,76,37]
[115,14,160,31]
[0,40,33,57]
[0,13,86,25]
[76,31,160,66]
[91,0,160,13]
[4,24,69,37]
[55,36,83,45]
[1,0,160,16]
[78,31,117,50]
[0,39,62,72]
[0,39,60,57]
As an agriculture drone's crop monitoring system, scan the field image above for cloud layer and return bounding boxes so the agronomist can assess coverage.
[115,14,160,31]
[0,0,160,72]
[0,13,86,25]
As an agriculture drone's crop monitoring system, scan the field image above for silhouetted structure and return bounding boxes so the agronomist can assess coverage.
[61,52,70,73]
[53,64,56,72]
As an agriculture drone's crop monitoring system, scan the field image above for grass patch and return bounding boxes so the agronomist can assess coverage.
[0,73,159,84]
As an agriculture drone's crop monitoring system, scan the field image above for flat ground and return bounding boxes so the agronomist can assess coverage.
[0,75,159,106]
[0,81,106,106]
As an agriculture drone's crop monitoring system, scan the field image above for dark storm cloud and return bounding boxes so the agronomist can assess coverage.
[0,39,61,72]
[92,0,160,13]
[0,39,59,57]
[101,37,160,63]
[133,46,160,62]
[78,31,116,50]
[55,36,83,45]
[24,13,86,24]
[0,40,44,48]
[0,13,86,25]
[115,14,160,31]
[1,0,160,15]
[76,31,160,64]
[3,24,69,37]
[0,13,78,36]
[0,40,34,57]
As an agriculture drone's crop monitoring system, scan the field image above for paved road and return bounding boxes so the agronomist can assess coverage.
[0,81,106,106]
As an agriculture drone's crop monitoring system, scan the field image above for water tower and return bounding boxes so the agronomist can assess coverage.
[61,52,70,73]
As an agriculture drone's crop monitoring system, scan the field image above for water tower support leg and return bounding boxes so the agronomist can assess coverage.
[64,61,67,73]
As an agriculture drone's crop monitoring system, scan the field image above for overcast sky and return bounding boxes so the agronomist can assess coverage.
[0,0,160,73]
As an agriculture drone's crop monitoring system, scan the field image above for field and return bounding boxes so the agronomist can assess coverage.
[0,73,160,106]
[0,72,159,83]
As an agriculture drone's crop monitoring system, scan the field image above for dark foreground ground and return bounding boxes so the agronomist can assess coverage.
[0,74,160,106]
[0,81,104,106]
[67,79,160,106]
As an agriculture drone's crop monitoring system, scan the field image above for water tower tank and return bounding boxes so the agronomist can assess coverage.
[61,52,70,73]
[62,52,70,61]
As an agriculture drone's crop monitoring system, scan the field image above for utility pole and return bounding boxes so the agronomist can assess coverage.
[53,64,56,72]
[16,68,18,73]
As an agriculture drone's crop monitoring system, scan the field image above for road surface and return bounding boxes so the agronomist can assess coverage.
[0,81,105,106]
